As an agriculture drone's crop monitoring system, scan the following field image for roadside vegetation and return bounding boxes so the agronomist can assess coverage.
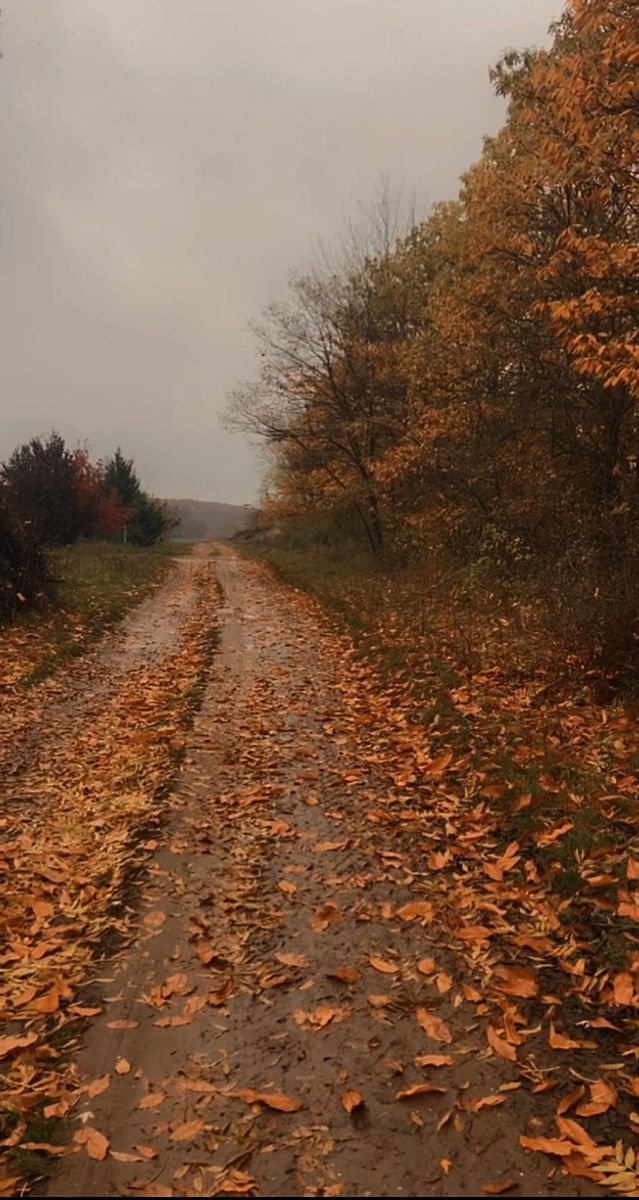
[0,541,181,690]
[0,432,176,624]
[230,0,639,690]
[0,433,181,687]
[233,2,639,1175]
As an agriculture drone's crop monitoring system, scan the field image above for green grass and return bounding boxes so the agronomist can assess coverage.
[3,540,185,689]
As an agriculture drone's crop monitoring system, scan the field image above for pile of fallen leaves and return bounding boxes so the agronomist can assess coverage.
[238,552,639,1192]
[0,560,218,1192]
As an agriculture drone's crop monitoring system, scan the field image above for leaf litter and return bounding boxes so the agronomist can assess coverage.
[2,548,638,1196]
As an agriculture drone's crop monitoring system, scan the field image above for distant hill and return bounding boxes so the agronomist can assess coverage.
[165,498,257,541]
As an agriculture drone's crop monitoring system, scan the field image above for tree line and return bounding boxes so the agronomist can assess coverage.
[228,0,639,672]
[0,433,174,619]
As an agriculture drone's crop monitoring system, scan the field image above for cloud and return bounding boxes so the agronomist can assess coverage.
[0,0,561,502]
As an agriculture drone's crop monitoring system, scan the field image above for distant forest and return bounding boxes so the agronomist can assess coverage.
[167,498,256,541]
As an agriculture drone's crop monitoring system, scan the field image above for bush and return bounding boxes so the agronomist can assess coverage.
[0,500,53,621]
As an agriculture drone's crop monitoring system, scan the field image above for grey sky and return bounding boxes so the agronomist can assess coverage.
[1,0,562,504]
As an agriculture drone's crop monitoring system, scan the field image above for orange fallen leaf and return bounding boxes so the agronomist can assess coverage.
[461,1094,506,1113]
[86,1073,110,1099]
[426,751,453,775]
[170,1119,205,1142]
[416,1008,452,1045]
[0,1034,37,1058]
[462,984,482,1002]
[520,1135,575,1157]
[75,1127,109,1161]
[556,1085,585,1115]
[307,1004,339,1028]
[33,986,61,1014]
[138,1091,166,1110]
[576,1078,616,1117]
[143,910,166,931]
[396,901,434,922]
[482,1181,518,1195]
[369,954,398,975]
[492,964,538,998]
[115,1058,131,1075]
[275,952,308,969]
[487,1025,517,1062]
[20,1143,68,1156]
[414,1054,453,1068]
[612,972,634,1006]
[162,972,189,997]
[341,1089,364,1114]
[106,1019,138,1030]
[311,902,341,933]
[548,1022,581,1050]
[234,1089,301,1112]
[327,967,358,984]
[396,1082,447,1100]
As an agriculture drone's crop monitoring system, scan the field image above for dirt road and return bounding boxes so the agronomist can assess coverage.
[33,547,598,1198]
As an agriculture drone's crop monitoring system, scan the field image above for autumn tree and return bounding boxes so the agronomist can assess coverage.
[227,190,427,555]
[71,449,129,539]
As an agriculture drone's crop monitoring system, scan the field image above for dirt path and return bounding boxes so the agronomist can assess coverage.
[40,547,599,1199]
[0,548,211,803]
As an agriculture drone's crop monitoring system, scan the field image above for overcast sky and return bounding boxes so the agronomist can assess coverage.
[0,0,562,504]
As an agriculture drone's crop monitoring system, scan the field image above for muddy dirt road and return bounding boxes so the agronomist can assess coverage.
[35,547,598,1198]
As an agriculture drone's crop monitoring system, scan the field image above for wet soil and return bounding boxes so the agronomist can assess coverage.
[44,548,597,1198]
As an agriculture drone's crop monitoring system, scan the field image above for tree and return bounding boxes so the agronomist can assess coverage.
[226,190,424,555]
[71,449,129,539]
[2,432,80,545]
[104,448,174,545]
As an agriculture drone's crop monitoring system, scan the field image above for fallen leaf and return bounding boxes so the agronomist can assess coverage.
[487,1025,517,1062]
[0,1034,37,1058]
[327,967,358,984]
[86,1073,110,1099]
[519,1136,575,1157]
[341,1089,364,1114]
[396,901,434,922]
[170,1119,205,1143]
[143,910,167,931]
[396,1083,447,1100]
[75,1127,109,1161]
[416,1007,452,1045]
[275,952,308,969]
[369,954,399,975]
[138,1091,166,1110]
[311,902,341,933]
[549,1022,581,1050]
[414,1054,453,1068]
[234,1089,301,1112]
